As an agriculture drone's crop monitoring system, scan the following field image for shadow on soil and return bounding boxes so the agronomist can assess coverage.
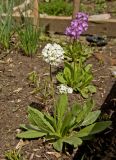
[73,81,116,160]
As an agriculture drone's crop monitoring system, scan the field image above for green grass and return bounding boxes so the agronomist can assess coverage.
[39,0,108,16]
[40,0,73,16]
[0,0,108,16]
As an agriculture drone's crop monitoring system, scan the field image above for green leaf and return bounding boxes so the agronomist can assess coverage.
[83,75,93,87]
[28,107,55,133]
[85,64,92,72]
[81,110,101,126]
[28,114,37,126]
[71,103,82,116]
[64,62,73,73]
[76,99,94,124]
[56,72,66,84]
[80,88,89,98]
[19,124,41,132]
[53,139,63,152]
[86,99,95,110]
[17,130,46,139]
[89,121,112,135]
[64,67,71,83]
[63,135,82,148]
[87,85,96,93]
[56,95,68,131]
[61,112,75,136]
[76,121,112,138]
[81,135,95,141]
[44,113,56,130]
[19,124,29,130]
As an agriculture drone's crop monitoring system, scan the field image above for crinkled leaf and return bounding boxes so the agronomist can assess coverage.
[85,64,92,72]
[89,121,112,135]
[87,85,96,93]
[20,124,42,132]
[64,62,73,74]
[17,130,46,139]
[53,139,63,152]
[71,103,82,116]
[81,135,95,140]
[28,107,55,133]
[61,112,75,136]
[80,88,89,98]
[56,95,68,132]
[63,135,82,148]
[81,110,101,126]
[19,124,29,130]
[86,99,95,111]
[76,99,94,124]
[56,72,66,84]
[76,121,111,138]
[44,113,56,130]
[28,114,37,126]
[64,67,71,82]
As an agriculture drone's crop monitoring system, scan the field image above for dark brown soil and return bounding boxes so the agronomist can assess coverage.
[0,37,116,160]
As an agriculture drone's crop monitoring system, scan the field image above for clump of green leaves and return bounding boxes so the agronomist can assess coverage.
[17,94,111,152]
[5,149,22,160]
[27,71,53,103]
[0,0,13,48]
[17,23,40,56]
[30,78,53,103]
[64,41,93,62]
[40,0,72,16]
[95,0,107,13]
[28,71,38,85]
[56,62,96,98]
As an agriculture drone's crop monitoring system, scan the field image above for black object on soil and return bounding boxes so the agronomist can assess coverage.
[86,35,108,47]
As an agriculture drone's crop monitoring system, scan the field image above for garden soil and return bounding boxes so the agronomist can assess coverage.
[0,37,116,160]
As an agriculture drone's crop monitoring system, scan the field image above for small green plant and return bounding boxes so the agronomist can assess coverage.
[40,0,72,16]
[5,149,22,160]
[64,41,93,62]
[56,62,96,98]
[17,94,111,152]
[27,72,53,103]
[0,0,13,48]
[31,78,53,103]
[28,71,38,85]
[95,0,107,13]
[17,23,40,56]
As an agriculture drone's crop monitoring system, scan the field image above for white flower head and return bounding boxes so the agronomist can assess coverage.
[57,84,73,94]
[42,43,64,66]
[112,71,116,77]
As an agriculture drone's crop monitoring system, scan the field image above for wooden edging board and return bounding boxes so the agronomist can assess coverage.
[40,15,116,37]
[2,14,116,37]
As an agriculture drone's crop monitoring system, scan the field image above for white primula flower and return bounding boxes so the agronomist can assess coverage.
[67,87,73,93]
[42,43,65,66]
[57,84,73,94]
[110,66,116,77]
[112,71,116,77]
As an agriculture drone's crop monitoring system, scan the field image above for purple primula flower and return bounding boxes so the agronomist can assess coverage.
[76,12,89,21]
[65,12,88,39]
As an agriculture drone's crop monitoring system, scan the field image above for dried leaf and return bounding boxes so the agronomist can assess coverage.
[47,152,61,158]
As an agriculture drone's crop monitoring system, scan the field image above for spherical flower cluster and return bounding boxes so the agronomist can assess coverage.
[42,43,64,66]
[57,84,73,94]
[65,12,88,39]
[111,70,116,77]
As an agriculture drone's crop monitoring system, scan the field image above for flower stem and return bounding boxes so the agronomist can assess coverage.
[49,64,55,110]
[50,64,52,82]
